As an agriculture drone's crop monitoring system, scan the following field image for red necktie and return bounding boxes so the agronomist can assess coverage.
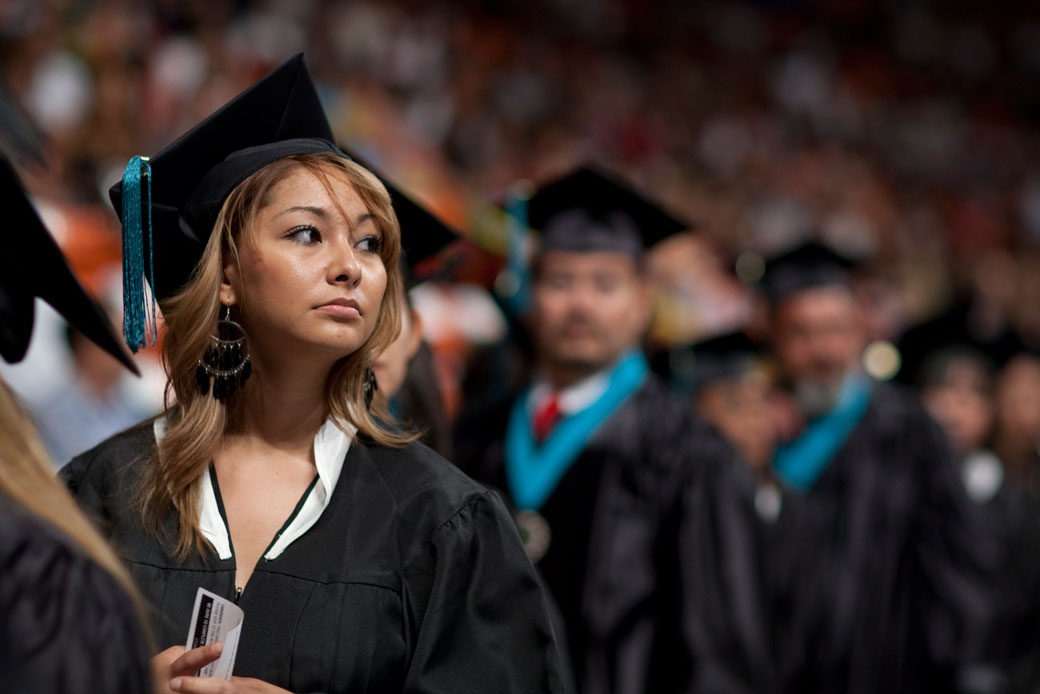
[532,394,562,443]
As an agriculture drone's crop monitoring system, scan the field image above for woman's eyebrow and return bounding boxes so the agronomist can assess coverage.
[276,208,373,229]
[279,205,329,220]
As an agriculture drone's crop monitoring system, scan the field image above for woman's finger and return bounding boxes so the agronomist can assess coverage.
[152,645,186,673]
[169,676,229,694]
[168,642,224,677]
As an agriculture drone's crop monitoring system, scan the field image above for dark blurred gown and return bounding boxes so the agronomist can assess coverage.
[453,375,774,694]
[61,422,564,694]
[0,494,152,694]
[767,382,993,694]
[966,457,1040,694]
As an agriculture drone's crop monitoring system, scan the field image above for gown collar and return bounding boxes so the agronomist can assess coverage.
[153,415,355,561]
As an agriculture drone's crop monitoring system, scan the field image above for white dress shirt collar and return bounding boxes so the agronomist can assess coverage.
[528,366,611,417]
[153,415,355,561]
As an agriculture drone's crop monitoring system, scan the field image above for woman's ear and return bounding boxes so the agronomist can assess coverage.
[220,257,239,307]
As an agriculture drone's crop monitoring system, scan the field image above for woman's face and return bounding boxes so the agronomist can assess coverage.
[223,166,388,364]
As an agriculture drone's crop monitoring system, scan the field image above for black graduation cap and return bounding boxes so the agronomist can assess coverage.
[667,330,766,394]
[759,240,858,303]
[895,300,1024,386]
[0,154,137,373]
[110,53,341,303]
[525,165,689,258]
[339,146,460,287]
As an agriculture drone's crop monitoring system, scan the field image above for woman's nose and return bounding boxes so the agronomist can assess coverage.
[328,239,362,286]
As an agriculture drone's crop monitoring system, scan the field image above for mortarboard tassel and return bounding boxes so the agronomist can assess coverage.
[496,182,533,316]
[120,155,157,352]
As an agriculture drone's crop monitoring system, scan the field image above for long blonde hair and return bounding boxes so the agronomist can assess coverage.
[0,379,140,600]
[139,152,413,558]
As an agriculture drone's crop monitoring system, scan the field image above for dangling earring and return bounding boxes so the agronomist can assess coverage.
[196,304,251,401]
[363,367,378,410]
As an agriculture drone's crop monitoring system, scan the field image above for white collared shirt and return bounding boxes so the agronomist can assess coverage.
[153,415,356,561]
[527,367,611,419]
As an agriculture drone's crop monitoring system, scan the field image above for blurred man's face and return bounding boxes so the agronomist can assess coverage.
[531,250,651,379]
[771,286,865,416]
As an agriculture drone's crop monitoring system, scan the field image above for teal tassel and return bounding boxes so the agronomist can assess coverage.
[500,183,532,316]
[120,155,156,352]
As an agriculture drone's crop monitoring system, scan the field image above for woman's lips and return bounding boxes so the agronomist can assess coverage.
[316,303,361,319]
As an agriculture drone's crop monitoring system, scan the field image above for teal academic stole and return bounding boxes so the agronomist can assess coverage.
[504,350,649,512]
[773,375,873,491]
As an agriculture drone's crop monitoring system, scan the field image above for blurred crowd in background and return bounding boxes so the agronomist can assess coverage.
[2,0,1040,493]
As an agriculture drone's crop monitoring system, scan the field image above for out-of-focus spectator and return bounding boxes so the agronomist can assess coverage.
[31,319,153,467]
[991,353,1040,478]
[919,347,1001,502]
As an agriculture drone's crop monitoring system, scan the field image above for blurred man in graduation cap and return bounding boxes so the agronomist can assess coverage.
[759,240,994,693]
[453,166,773,694]
[0,152,152,692]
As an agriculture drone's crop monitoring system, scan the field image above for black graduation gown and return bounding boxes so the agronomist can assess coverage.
[966,461,1040,693]
[453,376,774,694]
[0,495,152,694]
[768,383,992,694]
[60,423,564,694]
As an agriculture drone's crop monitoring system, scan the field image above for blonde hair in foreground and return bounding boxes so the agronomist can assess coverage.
[0,378,140,601]
[139,152,414,559]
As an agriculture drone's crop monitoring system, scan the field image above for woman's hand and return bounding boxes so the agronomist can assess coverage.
[169,676,291,693]
[152,643,290,693]
[152,643,225,694]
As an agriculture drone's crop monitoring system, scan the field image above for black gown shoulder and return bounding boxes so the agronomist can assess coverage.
[0,495,152,694]
[61,421,565,694]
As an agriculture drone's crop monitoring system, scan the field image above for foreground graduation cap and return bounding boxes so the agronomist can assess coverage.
[110,53,341,304]
[340,147,461,287]
[525,165,689,258]
[759,239,859,304]
[0,154,137,372]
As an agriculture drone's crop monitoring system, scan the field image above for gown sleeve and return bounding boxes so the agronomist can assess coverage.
[0,510,153,694]
[402,490,566,694]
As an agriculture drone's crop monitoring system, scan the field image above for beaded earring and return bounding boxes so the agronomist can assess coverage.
[196,304,251,400]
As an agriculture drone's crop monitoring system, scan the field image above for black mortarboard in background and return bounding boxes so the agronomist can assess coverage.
[525,165,689,258]
[665,330,767,395]
[110,53,341,303]
[0,154,137,372]
[760,240,858,304]
[340,147,461,288]
[895,299,1027,386]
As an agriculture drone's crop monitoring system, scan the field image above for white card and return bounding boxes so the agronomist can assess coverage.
[185,587,244,680]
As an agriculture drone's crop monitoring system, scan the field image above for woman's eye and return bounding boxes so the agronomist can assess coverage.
[287,225,321,244]
[356,235,382,253]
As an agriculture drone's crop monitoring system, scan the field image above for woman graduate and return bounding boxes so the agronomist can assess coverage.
[0,153,152,693]
[61,55,562,694]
